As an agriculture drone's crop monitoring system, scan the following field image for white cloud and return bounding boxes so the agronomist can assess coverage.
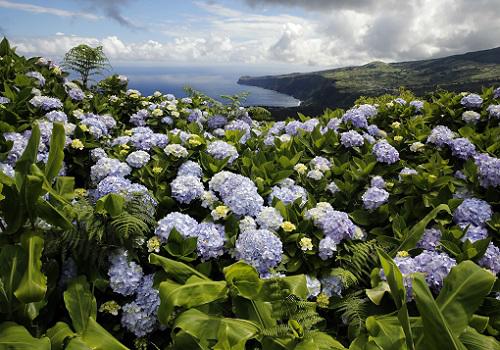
[0,0,100,20]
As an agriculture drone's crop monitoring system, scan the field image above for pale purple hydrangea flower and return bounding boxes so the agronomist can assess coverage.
[494,87,500,99]
[207,141,238,163]
[90,148,107,161]
[367,124,384,138]
[207,115,228,129]
[256,207,283,231]
[307,169,323,180]
[30,96,63,110]
[126,150,150,168]
[326,181,339,194]
[486,105,500,119]
[399,167,418,180]
[195,222,226,260]
[26,71,45,86]
[453,198,492,226]
[394,98,406,105]
[321,275,343,297]
[235,229,283,274]
[306,202,355,244]
[0,96,10,104]
[310,156,331,172]
[285,120,305,136]
[4,132,28,165]
[155,212,198,242]
[268,179,308,207]
[225,120,251,143]
[171,175,204,204]
[340,130,364,148]
[449,138,476,160]
[130,109,150,126]
[427,125,454,147]
[372,140,399,164]
[370,176,385,189]
[91,157,131,183]
[362,187,389,210]
[458,223,488,242]
[121,302,157,337]
[474,153,500,188]
[45,110,68,123]
[342,109,368,129]
[410,100,424,111]
[461,94,483,108]
[135,274,160,316]
[80,117,108,139]
[357,104,378,118]
[318,236,337,260]
[327,118,341,132]
[68,88,85,101]
[478,243,500,275]
[417,228,442,250]
[306,275,321,298]
[0,163,14,178]
[413,250,456,292]
[462,111,481,124]
[178,160,202,178]
[108,250,143,296]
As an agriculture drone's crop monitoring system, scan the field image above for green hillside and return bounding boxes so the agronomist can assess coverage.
[238,47,500,108]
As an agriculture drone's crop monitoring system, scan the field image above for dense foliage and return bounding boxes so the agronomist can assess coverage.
[0,37,499,349]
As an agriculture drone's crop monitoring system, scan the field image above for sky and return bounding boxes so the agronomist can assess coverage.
[1,0,500,71]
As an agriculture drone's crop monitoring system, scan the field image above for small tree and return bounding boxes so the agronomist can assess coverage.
[62,44,110,89]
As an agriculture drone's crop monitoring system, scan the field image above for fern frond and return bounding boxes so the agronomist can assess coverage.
[337,240,381,282]
[331,292,368,332]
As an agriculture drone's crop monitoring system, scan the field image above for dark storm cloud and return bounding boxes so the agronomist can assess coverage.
[76,0,139,28]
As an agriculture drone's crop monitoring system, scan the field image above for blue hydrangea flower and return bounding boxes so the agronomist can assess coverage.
[285,120,305,136]
[367,124,385,138]
[321,275,343,297]
[326,181,339,194]
[399,167,418,180]
[207,115,228,129]
[225,120,251,143]
[164,144,188,158]
[478,243,500,275]
[239,216,257,233]
[91,157,131,183]
[209,171,264,216]
[130,109,150,126]
[178,160,203,178]
[357,104,378,118]
[45,110,68,123]
[410,100,424,111]
[417,228,442,250]
[306,275,321,298]
[88,149,106,163]
[268,179,308,207]
[135,274,160,316]
[340,131,364,148]
[80,117,108,139]
[155,212,198,242]
[327,118,341,132]
[310,156,331,172]
[453,198,492,226]
[235,229,283,274]
[413,250,456,292]
[126,150,150,168]
[0,163,14,177]
[108,250,143,296]
[370,176,385,188]
[461,94,483,108]
[427,125,454,147]
[306,202,355,243]
[394,98,406,105]
[68,88,85,101]
[256,207,283,231]
[195,222,226,260]
[474,153,500,188]
[4,132,28,165]
[487,105,500,119]
[0,96,10,104]
[26,71,45,86]
[372,140,399,164]
[362,187,389,210]
[494,87,500,99]
[318,236,337,260]
[30,96,63,111]
[342,109,368,129]
[207,141,238,163]
[449,138,476,160]
[458,223,488,242]
[171,175,204,204]
[120,302,157,338]
[307,169,323,180]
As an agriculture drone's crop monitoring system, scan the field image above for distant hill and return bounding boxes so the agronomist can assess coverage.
[238,47,500,109]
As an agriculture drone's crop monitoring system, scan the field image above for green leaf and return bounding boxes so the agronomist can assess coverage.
[14,232,47,304]
[157,276,227,324]
[172,308,260,350]
[459,327,500,350]
[413,274,466,350]
[63,276,97,333]
[44,122,66,182]
[81,317,129,350]
[394,204,450,253]
[15,122,40,177]
[149,253,209,283]
[165,228,198,260]
[366,282,391,305]
[295,331,347,350]
[435,261,495,336]
[0,322,51,349]
[0,245,26,314]
[95,193,124,217]
[365,315,406,350]
[46,322,77,350]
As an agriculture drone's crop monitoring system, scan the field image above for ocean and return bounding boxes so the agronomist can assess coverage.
[115,65,301,107]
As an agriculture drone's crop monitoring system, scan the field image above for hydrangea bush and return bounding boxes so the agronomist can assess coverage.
[0,38,499,349]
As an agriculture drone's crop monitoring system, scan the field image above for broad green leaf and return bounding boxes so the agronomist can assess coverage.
[14,232,47,304]
[95,193,124,217]
[172,308,260,350]
[149,253,209,283]
[15,123,40,177]
[0,322,50,349]
[66,337,92,350]
[157,276,227,324]
[413,274,466,350]
[81,317,129,350]
[435,261,495,336]
[36,198,74,229]
[0,245,26,314]
[295,331,347,350]
[46,322,76,350]
[44,122,66,182]
[394,204,450,253]
[63,276,97,333]
[366,282,390,306]
[365,315,406,350]
[459,327,500,350]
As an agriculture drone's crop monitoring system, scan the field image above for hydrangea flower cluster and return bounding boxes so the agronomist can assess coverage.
[235,229,283,274]
[410,100,424,111]
[320,275,343,297]
[416,228,442,250]
[130,109,150,126]
[372,140,399,164]
[460,93,483,108]
[462,110,481,124]
[45,110,68,123]
[453,198,492,226]
[310,156,331,172]
[130,127,168,150]
[486,105,500,119]
[26,71,45,86]
[209,171,264,217]
[178,160,203,178]
[255,207,283,231]
[340,130,364,148]
[170,175,204,204]
[474,153,500,188]
[449,138,476,160]
[164,144,188,158]
[342,109,368,129]
[30,96,63,111]
[91,157,131,183]
[306,202,355,245]
[195,222,226,260]
[370,176,385,188]
[477,243,500,275]
[126,150,150,168]
[268,178,308,207]
[361,187,389,210]
[207,141,239,163]
[427,125,454,147]
[108,250,143,296]
[68,88,85,101]
[306,275,321,298]
[154,212,198,242]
